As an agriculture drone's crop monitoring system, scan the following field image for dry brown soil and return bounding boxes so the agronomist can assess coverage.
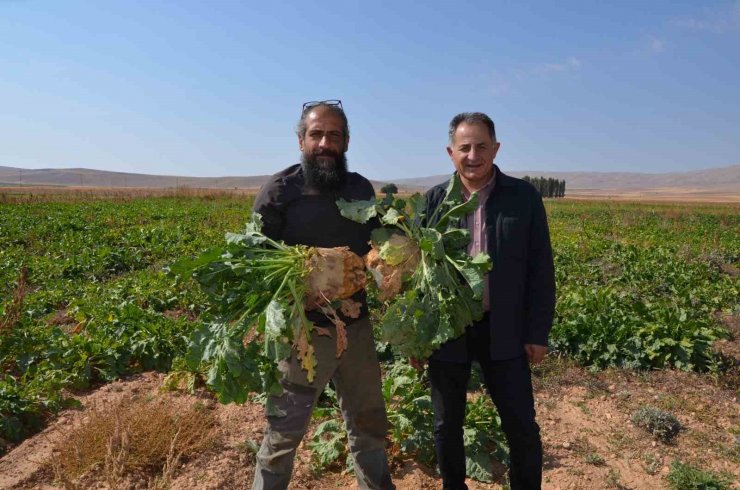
[1,355,737,490]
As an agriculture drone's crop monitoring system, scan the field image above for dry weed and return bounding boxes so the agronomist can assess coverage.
[0,267,28,333]
[51,394,217,486]
[148,428,183,490]
[103,410,130,489]
[50,451,81,490]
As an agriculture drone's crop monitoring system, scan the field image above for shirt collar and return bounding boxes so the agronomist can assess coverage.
[462,166,497,200]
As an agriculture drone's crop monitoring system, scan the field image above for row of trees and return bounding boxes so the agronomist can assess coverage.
[522,176,566,198]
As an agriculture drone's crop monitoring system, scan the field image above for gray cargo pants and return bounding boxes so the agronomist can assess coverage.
[252,316,395,490]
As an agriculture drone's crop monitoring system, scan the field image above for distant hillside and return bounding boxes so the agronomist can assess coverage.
[392,164,740,191]
[0,166,274,189]
[1,164,739,194]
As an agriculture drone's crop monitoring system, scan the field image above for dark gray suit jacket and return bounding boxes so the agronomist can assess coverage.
[424,165,556,361]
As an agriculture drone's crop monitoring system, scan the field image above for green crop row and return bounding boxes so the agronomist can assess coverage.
[548,201,738,372]
[1,196,250,447]
[1,196,738,483]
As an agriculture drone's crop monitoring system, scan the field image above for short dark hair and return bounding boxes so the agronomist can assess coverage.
[296,103,350,140]
[448,112,496,144]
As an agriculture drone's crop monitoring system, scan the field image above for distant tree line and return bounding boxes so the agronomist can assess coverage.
[522,176,566,198]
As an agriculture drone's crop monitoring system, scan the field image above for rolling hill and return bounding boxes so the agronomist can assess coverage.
[1,164,738,196]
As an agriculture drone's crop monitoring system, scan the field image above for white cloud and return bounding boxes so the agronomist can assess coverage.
[489,77,510,96]
[646,36,665,54]
[671,0,740,33]
[492,56,582,92]
[528,56,582,77]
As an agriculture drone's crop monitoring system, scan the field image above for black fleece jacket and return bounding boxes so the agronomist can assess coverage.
[252,163,376,327]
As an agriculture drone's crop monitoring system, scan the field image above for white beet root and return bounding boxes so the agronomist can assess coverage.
[304,247,366,307]
[364,236,420,301]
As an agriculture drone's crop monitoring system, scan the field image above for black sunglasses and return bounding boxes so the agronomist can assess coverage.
[302,99,343,112]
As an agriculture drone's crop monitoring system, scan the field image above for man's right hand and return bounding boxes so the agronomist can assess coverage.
[524,344,548,365]
[409,357,426,372]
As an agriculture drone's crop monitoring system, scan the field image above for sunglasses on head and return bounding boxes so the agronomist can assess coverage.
[302,99,343,113]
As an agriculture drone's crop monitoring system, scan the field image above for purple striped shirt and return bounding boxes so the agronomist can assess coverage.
[462,170,496,311]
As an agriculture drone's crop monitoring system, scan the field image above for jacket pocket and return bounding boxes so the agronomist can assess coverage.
[500,216,527,259]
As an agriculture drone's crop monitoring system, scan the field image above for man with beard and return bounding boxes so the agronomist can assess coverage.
[251,101,395,490]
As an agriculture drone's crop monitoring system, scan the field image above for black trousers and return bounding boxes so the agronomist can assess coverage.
[428,320,542,490]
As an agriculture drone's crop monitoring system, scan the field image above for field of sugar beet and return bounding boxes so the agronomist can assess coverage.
[1,190,738,489]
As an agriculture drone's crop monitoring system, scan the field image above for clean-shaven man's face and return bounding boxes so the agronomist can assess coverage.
[447,121,500,191]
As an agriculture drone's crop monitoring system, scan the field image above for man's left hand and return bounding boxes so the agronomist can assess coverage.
[524,344,547,365]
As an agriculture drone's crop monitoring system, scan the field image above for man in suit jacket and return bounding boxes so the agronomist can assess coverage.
[422,112,556,490]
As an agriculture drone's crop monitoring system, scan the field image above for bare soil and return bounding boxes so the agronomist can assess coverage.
[1,355,737,490]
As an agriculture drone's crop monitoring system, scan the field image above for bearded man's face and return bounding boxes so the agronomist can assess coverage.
[298,106,349,191]
[301,149,348,191]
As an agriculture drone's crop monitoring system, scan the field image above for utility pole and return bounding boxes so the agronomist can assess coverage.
[19,168,22,186]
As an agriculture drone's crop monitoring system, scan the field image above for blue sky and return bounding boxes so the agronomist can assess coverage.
[1,0,739,179]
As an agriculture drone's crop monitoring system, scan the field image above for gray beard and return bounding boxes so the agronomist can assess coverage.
[301,152,348,192]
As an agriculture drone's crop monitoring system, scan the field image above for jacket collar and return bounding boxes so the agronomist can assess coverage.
[492,164,516,188]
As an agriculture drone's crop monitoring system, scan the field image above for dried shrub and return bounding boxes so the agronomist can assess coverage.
[631,405,683,444]
[51,395,217,484]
